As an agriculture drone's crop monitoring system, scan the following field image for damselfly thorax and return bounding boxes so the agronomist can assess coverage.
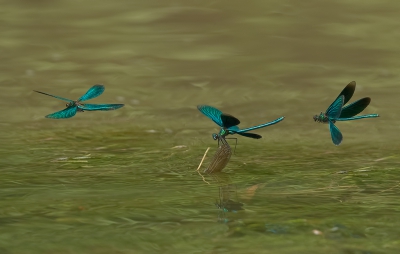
[66,101,85,112]
[313,112,334,123]
[218,128,229,138]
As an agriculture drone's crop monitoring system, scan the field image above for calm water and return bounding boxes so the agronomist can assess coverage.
[1,0,400,253]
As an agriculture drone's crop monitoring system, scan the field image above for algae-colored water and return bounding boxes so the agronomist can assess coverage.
[1,1,400,253]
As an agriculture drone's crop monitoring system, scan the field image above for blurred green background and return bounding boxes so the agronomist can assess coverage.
[0,1,399,253]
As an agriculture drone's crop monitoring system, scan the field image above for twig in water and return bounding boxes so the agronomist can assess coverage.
[196,147,210,184]
[197,147,210,171]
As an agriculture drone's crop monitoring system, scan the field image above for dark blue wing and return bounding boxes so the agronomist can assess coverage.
[78,84,105,102]
[229,116,284,133]
[326,95,344,119]
[45,106,77,119]
[197,105,224,127]
[227,126,262,139]
[220,114,240,128]
[34,90,73,102]
[236,132,262,139]
[80,104,125,111]
[337,81,356,105]
[329,120,343,145]
[340,97,370,118]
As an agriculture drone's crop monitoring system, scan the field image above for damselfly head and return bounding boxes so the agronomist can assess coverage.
[313,115,318,122]
[212,133,218,140]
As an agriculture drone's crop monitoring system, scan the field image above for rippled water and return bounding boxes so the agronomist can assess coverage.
[1,1,400,253]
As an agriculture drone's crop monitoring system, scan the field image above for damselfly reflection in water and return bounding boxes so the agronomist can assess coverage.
[313,81,379,145]
[210,174,244,223]
[34,84,124,119]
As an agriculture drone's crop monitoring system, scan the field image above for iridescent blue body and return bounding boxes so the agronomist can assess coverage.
[34,84,124,119]
[313,81,379,145]
[313,112,334,123]
[197,105,285,142]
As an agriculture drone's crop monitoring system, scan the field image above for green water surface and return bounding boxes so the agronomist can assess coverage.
[1,1,400,253]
